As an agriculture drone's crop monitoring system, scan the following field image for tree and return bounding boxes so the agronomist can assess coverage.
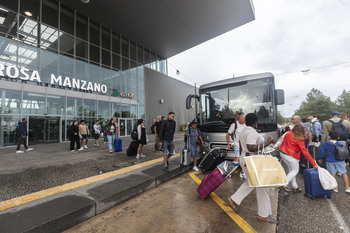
[294,89,337,121]
[336,89,350,113]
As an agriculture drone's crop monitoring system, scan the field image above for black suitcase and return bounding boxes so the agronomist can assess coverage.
[127,140,139,156]
[198,148,227,173]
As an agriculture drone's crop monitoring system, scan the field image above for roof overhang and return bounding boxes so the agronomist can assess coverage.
[59,0,255,58]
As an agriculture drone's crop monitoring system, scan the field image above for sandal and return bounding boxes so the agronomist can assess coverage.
[223,198,239,213]
[257,215,277,224]
[279,186,290,192]
[292,187,302,193]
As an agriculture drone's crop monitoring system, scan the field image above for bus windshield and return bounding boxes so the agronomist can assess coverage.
[200,78,277,132]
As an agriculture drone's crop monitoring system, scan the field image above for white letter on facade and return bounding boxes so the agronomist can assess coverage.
[50,74,62,85]
[20,68,30,80]
[6,66,19,78]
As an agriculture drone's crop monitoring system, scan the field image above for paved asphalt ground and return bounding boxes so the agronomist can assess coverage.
[2,133,350,232]
[0,133,185,201]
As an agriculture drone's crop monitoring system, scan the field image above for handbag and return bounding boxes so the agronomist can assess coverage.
[318,167,337,190]
[100,132,104,137]
[273,132,289,149]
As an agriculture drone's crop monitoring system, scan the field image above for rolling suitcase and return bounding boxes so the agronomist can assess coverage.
[115,137,122,152]
[304,168,331,200]
[197,163,239,200]
[198,148,226,173]
[180,137,192,166]
[127,140,138,156]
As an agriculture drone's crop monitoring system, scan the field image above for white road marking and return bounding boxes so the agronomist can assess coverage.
[327,199,350,233]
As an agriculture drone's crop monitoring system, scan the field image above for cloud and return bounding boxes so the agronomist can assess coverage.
[168,0,350,117]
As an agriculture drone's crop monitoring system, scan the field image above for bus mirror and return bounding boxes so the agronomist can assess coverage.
[186,94,199,109]
[275,89,285,105]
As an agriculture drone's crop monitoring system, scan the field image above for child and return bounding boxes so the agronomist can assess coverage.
[318,130,350,193]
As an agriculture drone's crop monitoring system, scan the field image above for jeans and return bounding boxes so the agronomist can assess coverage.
[107,134,115,150]
[280,152,300,188]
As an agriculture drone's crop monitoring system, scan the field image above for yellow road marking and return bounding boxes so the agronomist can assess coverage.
[188,172,257,233]
[0,153,180,211]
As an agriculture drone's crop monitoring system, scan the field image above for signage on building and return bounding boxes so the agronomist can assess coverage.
[0,62,108,93]
[111,89,134,98]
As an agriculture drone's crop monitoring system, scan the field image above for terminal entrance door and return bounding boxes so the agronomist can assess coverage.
[118,118,133,137]
[28,116,61,144]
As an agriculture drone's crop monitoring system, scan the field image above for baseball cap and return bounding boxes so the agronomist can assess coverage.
[331,111,340,116]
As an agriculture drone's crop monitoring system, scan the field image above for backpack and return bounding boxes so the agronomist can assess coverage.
[230,122,238,140]
[327,143,350,161]
[131,128,138,140]
[328,119,348,141]
[151,123,156,134]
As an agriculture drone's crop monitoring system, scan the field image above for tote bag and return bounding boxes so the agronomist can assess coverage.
[243,155,287,188]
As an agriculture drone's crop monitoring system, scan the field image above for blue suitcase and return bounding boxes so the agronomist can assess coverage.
[115,138,122,152]
[304,168,331,200]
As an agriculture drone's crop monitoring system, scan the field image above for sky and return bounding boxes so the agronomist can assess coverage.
[167,0,350,118]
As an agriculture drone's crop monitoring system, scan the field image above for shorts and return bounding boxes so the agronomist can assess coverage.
[93,133,99,140]
[81,134,88,139]
[163,140,175,155]
[234,144,240,157]
[326,161,347,174]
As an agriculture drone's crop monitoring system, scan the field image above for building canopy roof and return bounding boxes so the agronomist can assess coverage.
[59,0,255,58]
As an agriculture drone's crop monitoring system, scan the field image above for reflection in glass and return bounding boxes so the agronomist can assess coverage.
[112,32,120,54]
[20,0,40,21]
[60,54,74,74]
[98,100,110,118]
[137,45,143,64]
[18,42,39,66]
[112,53,120,70]
[101,67,111,81]
[83,98,96,118]
[121,104,130,118]
[139,104,145,119]
[89,20,100,46]
[90,43,100,64]
[0,89,21,114]
[102,49,111,67]
[76,59,88,77]
[67,96,82,116]
[60,32,74,55]
[122,57,129,71]
[47,94,65,115]
[18,17,38,46]
[0,0,18,13]
[121,71,129,93]
[111,69,121,87]
[60,3,74,35]
[0,114,21,147]
[76,39,88,60]
[90,63,100,81]
[122,37,129,58]
[130,105,137,119]
[22,92,45,114]
[41,23,59,52]
[0,36,18,63]
[112,102,120,117]
[0,7,18,38]
[76,12,88,40]
[41,49,58,70]
[42,0,58,28]
[102,26,110,50]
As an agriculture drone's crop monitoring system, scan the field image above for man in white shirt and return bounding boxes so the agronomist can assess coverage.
[226,114,246,156]
[225,113,276,224]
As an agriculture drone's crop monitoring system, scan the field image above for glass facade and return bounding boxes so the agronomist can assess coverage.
[0,0,168,147]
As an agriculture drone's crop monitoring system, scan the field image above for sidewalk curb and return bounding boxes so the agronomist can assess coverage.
[0,157,192,233]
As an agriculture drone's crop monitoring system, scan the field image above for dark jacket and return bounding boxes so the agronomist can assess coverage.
[68,124,79,139]
[105,123,117,135]
[17,122,27,137]
[159,119,176,142]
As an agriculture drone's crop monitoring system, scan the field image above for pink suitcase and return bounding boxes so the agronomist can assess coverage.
[197,165,239,200]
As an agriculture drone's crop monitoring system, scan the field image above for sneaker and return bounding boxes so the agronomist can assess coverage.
[333,187,338,193]
[109,150,114,153]
[337,172,342,176]
[193,166,199,172]
[16,150,24,153]
[136,154,140,159]
[346,188,350,193]
[71,150,75,152]
[163,166,169,172]
[84,145,88,149]
[96,144,99,147]
[26,148,34,151]
[140,154,146,158]
[78,147,84,151]
[239,172,246,179]
[94,144,97,147]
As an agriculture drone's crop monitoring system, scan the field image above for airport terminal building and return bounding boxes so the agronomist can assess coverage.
[0,0,255,147]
